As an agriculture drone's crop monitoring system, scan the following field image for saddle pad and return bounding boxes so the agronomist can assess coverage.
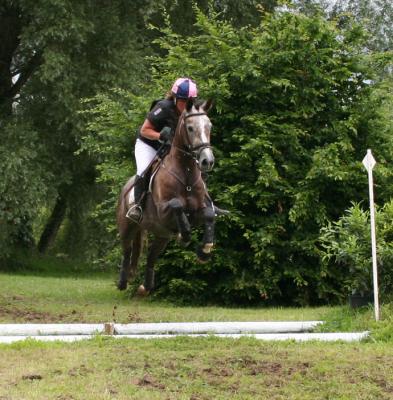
[128,187,135,205]
[148,166,160,193]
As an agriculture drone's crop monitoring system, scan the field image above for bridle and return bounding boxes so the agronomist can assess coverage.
[161,110,214,192]
[174,112,213,164]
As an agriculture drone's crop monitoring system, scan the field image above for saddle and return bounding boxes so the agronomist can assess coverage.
[126,158,164,207]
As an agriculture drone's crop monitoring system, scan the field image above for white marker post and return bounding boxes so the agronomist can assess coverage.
[362,149,379,321]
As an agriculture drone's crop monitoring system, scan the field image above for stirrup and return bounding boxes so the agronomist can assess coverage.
[126,204,143,223]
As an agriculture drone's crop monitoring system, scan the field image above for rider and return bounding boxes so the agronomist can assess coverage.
[127,77,228,221]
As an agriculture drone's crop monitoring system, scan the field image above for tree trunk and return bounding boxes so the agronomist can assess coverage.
[0,4,21,117]
[38,195,67,254]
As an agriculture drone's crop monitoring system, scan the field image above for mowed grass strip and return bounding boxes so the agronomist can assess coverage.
[1,337,393,400]
[0,271,331,323]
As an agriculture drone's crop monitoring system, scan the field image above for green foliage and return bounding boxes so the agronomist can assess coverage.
[319,201,393,299]
[1,0,155,258]
[0,121,50,257]
[82,8,393,305]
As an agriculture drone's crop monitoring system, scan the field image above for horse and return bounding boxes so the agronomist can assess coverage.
[116,98,216,295]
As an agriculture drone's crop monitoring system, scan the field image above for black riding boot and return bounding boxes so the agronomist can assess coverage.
[126,175,144,222]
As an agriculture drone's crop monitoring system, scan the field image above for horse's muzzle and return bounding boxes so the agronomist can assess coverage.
[199,148,215,172]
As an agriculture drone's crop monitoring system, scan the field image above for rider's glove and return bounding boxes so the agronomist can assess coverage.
[159,126,173,144]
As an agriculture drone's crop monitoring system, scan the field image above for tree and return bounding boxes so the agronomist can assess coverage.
[294,0,393,53]
[0,0,152,257]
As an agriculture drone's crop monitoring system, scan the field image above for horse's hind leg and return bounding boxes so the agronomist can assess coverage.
[117,225,138,291]
[137,237,169,296]
[129,230,144,280]
[118,245,132,290]
[196,206,215,263]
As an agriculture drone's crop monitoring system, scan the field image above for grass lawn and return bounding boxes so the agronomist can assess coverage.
[0,271,335,324]
[0,262,333,324]
[1,337,393,399]
[1,258,393,399]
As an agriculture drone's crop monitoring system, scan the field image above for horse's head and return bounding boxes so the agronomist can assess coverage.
[181,98,215,173]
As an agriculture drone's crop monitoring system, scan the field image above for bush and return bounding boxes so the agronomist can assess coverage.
[319,201,393,301]
[82,8,393,305]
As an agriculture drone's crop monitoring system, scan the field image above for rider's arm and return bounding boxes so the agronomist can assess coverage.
[140,119,161,141]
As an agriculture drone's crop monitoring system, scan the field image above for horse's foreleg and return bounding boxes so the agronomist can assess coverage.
[167,198,191,244]
[196,206,215,263]
[138,237,169,296]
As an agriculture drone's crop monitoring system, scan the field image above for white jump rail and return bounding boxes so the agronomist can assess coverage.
[114,321,324,335]
[0,321,370,343]
[0,332,370,343]
[0,321,323,336]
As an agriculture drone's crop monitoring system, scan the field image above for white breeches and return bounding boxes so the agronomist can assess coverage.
[135,138,157,176]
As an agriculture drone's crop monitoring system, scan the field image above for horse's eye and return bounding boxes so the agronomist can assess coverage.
[187,126,194,132]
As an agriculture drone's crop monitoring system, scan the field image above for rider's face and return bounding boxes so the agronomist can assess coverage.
[175,99,187,114]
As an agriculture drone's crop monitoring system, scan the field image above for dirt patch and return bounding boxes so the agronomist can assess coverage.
[249,361,311,377]
[22,374,42,381]
[131,374,165,390]
[222,356,311,378]
[202,367,234,377]
[370,377,393,393]
[0,306,55,322]
[247,361,282,376]
[68,365,93,377]
[190,394,211,400]
[287,362,311,376]
[127,311,143,323]
[0,305,83,322]
[228,355,259,368]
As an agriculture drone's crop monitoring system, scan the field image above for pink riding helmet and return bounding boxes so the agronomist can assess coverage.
[171,78,198,99]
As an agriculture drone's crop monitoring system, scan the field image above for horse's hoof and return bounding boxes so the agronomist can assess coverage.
[137,285,150,297]
[203,243,214,253]
[196,245,212,263]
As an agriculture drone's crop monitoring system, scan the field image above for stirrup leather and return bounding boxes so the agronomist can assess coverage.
[126,204,143,223]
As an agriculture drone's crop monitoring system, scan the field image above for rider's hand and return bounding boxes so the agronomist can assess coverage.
[159,126,173,144]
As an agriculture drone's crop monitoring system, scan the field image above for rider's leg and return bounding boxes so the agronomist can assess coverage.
[126,139,156,221]
[126,175,144,221]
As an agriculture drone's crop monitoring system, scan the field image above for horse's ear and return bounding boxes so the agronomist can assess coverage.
[203,98,213,113]
[186,98,194,112]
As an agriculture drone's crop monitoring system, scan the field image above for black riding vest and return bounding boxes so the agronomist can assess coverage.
[137,98,178,150]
